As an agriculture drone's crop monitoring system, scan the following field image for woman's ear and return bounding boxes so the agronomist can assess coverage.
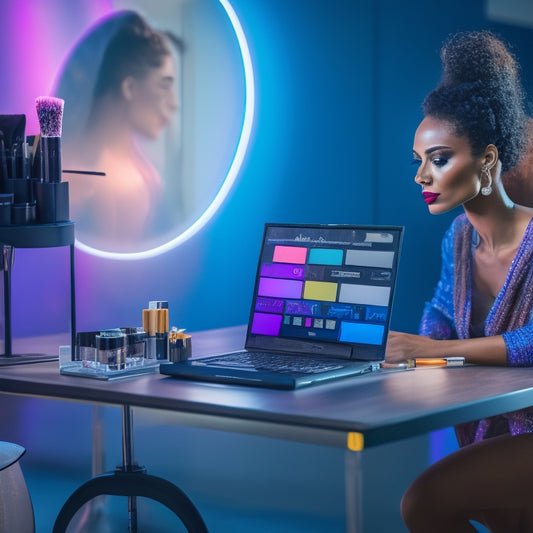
[121,76,135,101]
[483,144,499,170]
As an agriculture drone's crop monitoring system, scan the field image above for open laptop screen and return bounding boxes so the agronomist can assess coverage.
[245,224,403,361]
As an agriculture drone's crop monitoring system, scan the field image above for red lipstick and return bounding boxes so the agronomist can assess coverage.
[422,191,440,205]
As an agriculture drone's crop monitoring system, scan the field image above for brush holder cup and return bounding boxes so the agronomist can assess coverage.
[34,181,69,223]
[0,194,13,225]
[0,179,69,226]
[4,179,33,204]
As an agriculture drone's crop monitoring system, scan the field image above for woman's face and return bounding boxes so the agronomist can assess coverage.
[412,116,485,214]
[126,54,178,139]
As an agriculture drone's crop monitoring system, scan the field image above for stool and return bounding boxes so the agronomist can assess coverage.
[0,441,34,533]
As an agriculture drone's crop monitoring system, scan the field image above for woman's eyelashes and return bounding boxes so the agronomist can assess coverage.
[411,152,452,168]
[430,150,453,168]
[432,155,449,167]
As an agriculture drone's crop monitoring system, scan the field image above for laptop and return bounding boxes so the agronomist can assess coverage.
[160,223,403,389]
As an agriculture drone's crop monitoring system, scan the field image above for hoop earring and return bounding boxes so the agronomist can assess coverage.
[481,167,492,196]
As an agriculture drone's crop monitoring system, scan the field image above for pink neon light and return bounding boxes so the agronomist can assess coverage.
[273,246,307,264]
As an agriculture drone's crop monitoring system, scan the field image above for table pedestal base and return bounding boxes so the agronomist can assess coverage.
[52,469,208,533]
[52,405,208,533]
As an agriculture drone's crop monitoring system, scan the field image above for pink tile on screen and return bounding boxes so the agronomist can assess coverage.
[251,313,283,336]
[305,317,312,327]
[273,245,307,264]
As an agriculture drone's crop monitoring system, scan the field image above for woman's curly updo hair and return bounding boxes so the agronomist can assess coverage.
[423,31,527,172]
[92,12,171,102]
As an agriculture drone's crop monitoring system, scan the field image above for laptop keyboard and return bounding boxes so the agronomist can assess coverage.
[204,352,345,374]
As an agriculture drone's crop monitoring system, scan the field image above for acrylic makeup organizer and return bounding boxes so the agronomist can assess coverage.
[0,221,75,364]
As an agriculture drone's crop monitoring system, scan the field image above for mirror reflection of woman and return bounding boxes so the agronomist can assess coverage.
[58,11,181,250]
[385,31,533,532]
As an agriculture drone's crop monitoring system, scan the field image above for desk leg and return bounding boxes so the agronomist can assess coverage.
[345,450,363,533]
[122,405,138,532]
[69,244,76,358]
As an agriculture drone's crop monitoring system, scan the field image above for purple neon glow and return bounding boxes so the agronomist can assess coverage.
[258,277,303,299]
[251,313,283,336]
[4,1,113,134]
[260,263,305,280]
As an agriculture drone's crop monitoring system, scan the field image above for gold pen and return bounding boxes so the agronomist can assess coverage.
[408,357,465,367]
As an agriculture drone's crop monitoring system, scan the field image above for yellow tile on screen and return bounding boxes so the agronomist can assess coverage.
[304,281,338,302]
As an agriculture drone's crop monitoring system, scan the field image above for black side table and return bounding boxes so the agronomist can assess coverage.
[0,222,75,363]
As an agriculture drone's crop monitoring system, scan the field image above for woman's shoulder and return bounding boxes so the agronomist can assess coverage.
[441,213,470,242]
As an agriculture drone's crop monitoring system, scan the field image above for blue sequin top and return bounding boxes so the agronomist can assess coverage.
[419,213,533,445]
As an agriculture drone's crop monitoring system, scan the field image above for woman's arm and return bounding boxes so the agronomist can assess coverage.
[418,222,457,339]
[385,330,507,365]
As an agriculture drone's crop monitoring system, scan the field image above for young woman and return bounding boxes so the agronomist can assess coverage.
[385,31,533,532]
[58,11,182,251]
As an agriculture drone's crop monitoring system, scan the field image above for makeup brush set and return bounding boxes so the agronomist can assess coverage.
[0,96,69,225]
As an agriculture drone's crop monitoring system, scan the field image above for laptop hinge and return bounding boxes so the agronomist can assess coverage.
[245,336,353,359]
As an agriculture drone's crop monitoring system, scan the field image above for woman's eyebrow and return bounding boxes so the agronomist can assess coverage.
[424,145,452,154]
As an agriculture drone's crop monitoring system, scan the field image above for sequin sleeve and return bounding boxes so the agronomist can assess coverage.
[419,223,457,340]
[502,322,533,366]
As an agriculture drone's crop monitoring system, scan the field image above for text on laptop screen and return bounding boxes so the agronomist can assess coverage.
[248,224,402,349]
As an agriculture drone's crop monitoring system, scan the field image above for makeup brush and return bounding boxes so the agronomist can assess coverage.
[0,131,8,186]
[35,96,64,183]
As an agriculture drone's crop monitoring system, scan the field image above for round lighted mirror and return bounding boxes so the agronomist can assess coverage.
[56,0,254,260]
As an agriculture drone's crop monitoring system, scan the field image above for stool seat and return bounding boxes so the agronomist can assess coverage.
[0,441,34,533]
[0,441,25,471]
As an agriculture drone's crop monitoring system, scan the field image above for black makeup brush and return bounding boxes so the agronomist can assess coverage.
[35,96,64,183]
[0,131,8,186]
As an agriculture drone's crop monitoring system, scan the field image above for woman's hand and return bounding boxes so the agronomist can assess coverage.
[386,331,508,365]
[385,331,438,363]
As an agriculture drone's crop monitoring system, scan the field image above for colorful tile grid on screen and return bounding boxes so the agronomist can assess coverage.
[251,237,396,345]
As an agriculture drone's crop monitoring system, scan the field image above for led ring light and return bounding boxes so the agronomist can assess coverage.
[76,0,254,260]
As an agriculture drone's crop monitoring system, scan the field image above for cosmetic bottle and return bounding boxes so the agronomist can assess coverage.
[169,327,192,362]
[156,308,169,360]
[122,327,147,365]
[149,300,168,310]
[142,308,169,360]
[143,309,157,359]
[75,331,99,362]
[95,329,126,370]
